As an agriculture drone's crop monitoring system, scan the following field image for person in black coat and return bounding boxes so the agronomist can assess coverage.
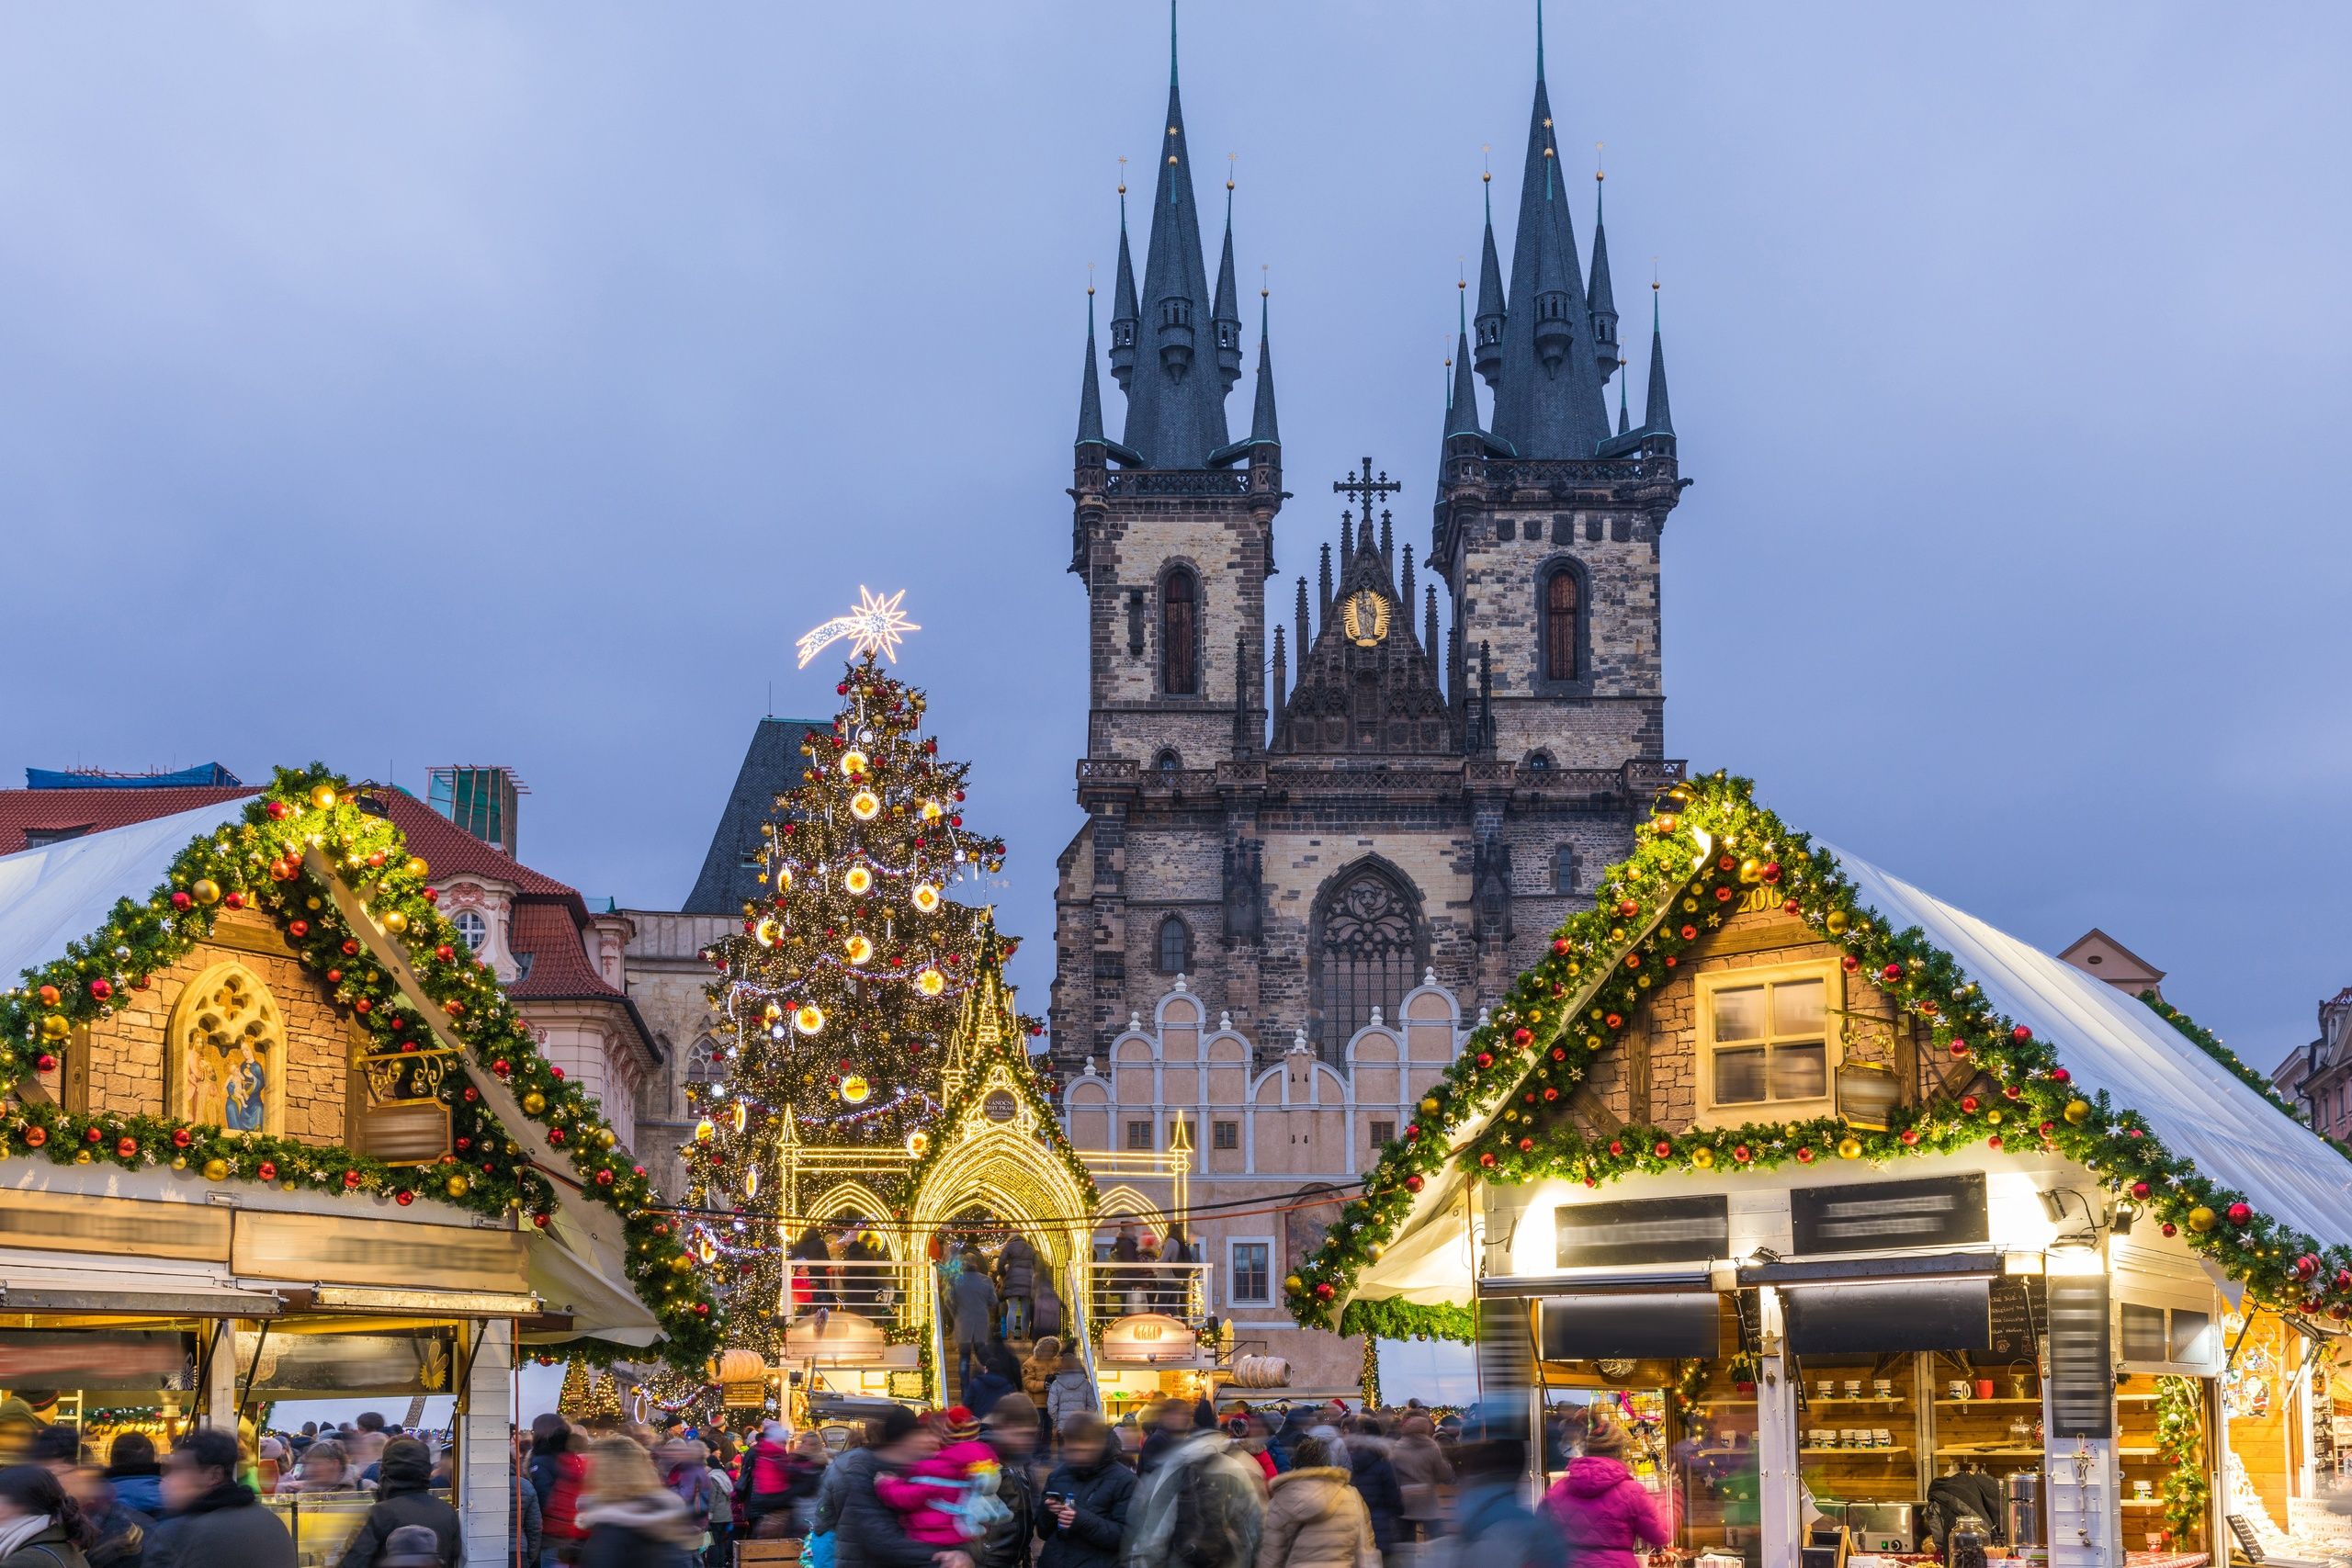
[336,1438,460,1568]
[1035,1416,1135,1568]
[145,1430,295,1568]
[1340,1420,1406,1553]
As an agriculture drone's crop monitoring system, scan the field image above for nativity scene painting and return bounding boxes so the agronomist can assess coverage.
[166,962,285,1137]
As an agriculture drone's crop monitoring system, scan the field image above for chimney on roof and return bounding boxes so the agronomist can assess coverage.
[426,765,529,857]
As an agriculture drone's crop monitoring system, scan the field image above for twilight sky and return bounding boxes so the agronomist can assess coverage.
[2,4,2346,1068]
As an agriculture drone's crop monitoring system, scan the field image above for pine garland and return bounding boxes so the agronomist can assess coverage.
[0,765,718,1366]
[1335,1297,1474,1344]
[1287,773,2352,1330]
[2156,1374,2208,1542]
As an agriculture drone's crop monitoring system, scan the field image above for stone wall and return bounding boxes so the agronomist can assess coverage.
[620,909,735,1199]
[78,909,353,1144]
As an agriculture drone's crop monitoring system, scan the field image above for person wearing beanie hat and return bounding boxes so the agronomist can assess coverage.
[940,1408,983,1446]
[1538,1412,1673,1568]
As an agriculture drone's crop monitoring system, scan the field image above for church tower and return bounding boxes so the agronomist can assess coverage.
[1434,10,1689,772]
[1057,6,1284,1064]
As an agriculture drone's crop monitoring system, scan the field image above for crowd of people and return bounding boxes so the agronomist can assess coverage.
[617,1390,1679,1568]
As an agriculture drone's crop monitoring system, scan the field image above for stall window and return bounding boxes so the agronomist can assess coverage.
[1699,961,1838,1117]
[1228,1240,1272,1305]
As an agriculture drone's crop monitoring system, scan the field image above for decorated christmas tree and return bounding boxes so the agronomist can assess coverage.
[682,607,1040,1337]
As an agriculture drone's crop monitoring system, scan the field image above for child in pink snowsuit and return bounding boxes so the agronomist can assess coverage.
[873,1407,1002,1546]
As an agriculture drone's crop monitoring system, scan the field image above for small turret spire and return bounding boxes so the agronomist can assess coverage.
[1644,278,1673,436]
[1401,541,1416,612]
[1424,585,1441,681]
[1588,153,1620,380]
[1247,284,1279,445]
[1447,283,1485,439]
[1295,574,1310,660]
[1318,541,1333,615]
[1212,161,1242,392]
[1474,158,1505,388]
[1271,624,1287,717]
[1110,166,1138,389]
[1616,354,1630,434]
[1077,284,1106,447]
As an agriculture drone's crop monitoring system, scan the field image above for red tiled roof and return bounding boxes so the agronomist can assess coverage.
[371,792,577,901]
[505,901,625,1001]
[0,787,257,855]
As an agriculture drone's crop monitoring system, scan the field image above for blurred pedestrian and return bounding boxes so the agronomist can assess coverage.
[700,1442,735,1568]
[1046,1353,1096,1440]
[740,1421,797,1540]
[1126,1415,1261,1568]
[829,1406,973,1568]
[575,1437,701,1568]
[334,1437,459,1568]
[101,1438,161,1520]
[976,1398,1037,1568]
[1255,1436,1372,1568]
[508,1432,543,1568]
[278,1440,357,1495]
[63,1467,145,1568]
[1337,1420,1403,1558]
[997,1232,1038,1342]
[149,1430,295,1568]
[950,1251,1001,1396]
[1452,1439,1562,1568]
[1537,1413,1672,1568]
[0,1464,96,1568]
[1387,1417,1452,1542]
[537,1427,589,1567]
[1137,1400,1194,1477]
[1035,1415,1132,1568]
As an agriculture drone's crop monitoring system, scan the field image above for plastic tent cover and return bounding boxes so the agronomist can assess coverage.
[1826,843,2352,1253]
[1346,836,2352,1310]
[0,800,251,984]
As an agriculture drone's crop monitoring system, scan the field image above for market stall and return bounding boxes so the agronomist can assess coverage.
[0,774,711,1562]
[1290,775,2352,1568]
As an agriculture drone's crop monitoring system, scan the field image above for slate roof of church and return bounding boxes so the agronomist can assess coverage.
[684,716,831,915]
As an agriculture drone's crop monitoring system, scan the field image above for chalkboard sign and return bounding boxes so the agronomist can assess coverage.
[1555,1193,1729,1270]
[1540,1292,1720,1360]
[1782,1279,1991,1354]
[2046,1272,2113,1438]
[1791,1172,1989,1255]
[1988,1275,2044,1365]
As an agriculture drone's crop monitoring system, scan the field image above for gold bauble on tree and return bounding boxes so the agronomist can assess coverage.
[522,1091,547,1115]
[1825,908,1850,935]
[2062,1100,2091,1125]
[383,909,409,935]
[38,1016,69,1043]
[1690,1146,1715,1169]
[311,784,341,811]
[405,857,429,879]
[202,1158,231,1182]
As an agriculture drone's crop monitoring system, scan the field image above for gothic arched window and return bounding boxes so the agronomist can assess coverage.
[1161,570,1199,695]
[685,1035,726,1084]
[1156,916,1192,976]
[1315,867,1420,1048]
[1544,567,1580,682]
[1155,748,1182,776]
[1554,845,1578,894]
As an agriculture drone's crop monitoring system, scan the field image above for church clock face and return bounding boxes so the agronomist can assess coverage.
[1341,589,1390,648]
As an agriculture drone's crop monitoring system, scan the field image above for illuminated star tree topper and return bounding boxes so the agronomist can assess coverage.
[797,586,922,669]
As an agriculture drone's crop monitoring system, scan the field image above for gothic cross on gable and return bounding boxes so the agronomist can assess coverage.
[1332,457,1402,521]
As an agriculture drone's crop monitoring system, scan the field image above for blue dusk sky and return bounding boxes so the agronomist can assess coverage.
[1,4,2346,1070]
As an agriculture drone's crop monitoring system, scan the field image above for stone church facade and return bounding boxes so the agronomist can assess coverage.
[1047,19,1690,1079]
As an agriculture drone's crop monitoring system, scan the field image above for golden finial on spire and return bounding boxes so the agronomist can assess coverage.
[1227,152,1236,192]
[1481,143,1492,184]
[1595,141,1605,181]
[1260,262,1269,299]
[1087,261,1096,298]
[1117,154,1127,197]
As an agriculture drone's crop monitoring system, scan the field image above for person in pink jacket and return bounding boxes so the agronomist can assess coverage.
[1539,1412,1675,1568]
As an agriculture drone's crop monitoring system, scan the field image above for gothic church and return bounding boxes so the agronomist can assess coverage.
[1048,10,1690,1073]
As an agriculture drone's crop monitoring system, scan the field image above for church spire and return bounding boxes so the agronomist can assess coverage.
[1643,280,1674,437]
[1118,0,1231,468]
[1588,162,1620,380]
[1473,166,1505,388]
[1488,5,1612,459]
[1207,284,1280,465]
[1212,167,1243,392]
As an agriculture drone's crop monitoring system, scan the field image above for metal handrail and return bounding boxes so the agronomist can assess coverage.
[1088,1259,1214,1325]
[779,1257,914,1322]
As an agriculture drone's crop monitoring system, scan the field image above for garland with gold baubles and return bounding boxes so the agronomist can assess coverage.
[1287,773,2352,1331]
[0,765,718,1366]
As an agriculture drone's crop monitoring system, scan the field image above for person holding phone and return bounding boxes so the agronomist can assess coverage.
[1034,1416,1133,1568]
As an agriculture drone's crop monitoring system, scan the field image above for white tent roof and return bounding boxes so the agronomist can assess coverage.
[1350,835,2352,1308]
[0,799,250,983]
[1829,844,2352,1253]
